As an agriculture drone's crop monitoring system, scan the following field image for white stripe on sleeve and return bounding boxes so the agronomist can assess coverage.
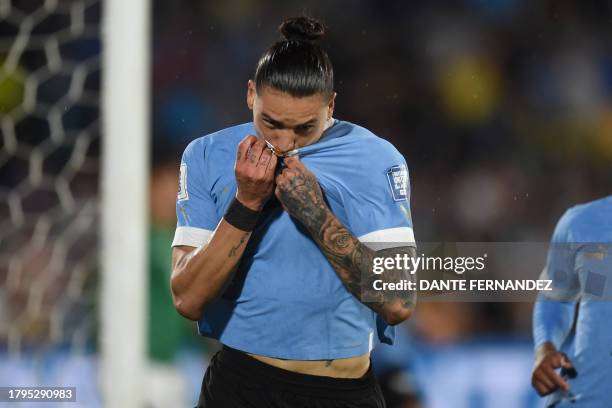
[172,226,214,248]
[358,227,416,250]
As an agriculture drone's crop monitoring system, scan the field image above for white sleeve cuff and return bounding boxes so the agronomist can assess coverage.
[172,226,214,248]
[358,227,416,250]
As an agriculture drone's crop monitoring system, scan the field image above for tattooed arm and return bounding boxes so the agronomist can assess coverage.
[171,228,252,320]
[276,156,416,325]
[170,135,277,320]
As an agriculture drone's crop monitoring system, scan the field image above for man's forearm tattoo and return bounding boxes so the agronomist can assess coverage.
[277,169,417,316]
[228,232,249,258]
[313,213,417,314]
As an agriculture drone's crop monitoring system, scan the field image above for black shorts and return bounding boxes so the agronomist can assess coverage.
[196,346,386,408]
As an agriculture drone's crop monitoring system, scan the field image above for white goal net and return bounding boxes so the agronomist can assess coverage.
[0,0,147,406]
[0,0,101,357]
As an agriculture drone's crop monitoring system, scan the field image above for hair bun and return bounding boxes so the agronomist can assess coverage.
[279,16,326,43]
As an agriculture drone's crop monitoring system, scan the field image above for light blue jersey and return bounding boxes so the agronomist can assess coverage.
[533,195,612,407]
[172,119,416,360]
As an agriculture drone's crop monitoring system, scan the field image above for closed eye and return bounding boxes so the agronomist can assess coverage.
[295,125,314,134]
[263,120,278,129]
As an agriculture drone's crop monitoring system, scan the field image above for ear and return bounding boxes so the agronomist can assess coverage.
[247,80,256,110]
[327,92,336,119]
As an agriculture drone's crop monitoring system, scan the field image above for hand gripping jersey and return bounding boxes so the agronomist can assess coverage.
[172,119,416,360]
[533,196,612,407]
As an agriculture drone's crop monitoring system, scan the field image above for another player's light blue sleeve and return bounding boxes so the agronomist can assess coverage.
[533,209,579,350]
[343,141,416,249]
[533,298,576,351]
[172,138,219,248]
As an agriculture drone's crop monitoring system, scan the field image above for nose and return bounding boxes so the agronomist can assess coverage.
[267,133,296,156]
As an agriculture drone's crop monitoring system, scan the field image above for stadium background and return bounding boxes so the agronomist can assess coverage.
[1,0,611,407]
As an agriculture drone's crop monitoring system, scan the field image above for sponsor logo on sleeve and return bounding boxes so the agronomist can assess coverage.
[386,164,408,202]
[178,163,188,201]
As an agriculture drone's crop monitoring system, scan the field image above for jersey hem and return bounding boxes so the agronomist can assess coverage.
[210,337,376,361]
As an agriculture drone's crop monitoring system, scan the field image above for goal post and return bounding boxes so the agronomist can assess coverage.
[101,0,150,406]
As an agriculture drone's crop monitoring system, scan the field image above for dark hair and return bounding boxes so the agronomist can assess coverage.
[254,16,334,98]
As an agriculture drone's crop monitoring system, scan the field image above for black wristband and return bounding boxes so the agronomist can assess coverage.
[224,198,260,231]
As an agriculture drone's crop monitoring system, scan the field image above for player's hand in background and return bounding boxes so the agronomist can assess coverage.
[531,342,575,396]
[275,156,328,228]
[235,135,277,210]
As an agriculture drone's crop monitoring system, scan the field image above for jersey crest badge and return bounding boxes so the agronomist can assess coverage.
[386,164,408,202]
[178,163,188,201]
